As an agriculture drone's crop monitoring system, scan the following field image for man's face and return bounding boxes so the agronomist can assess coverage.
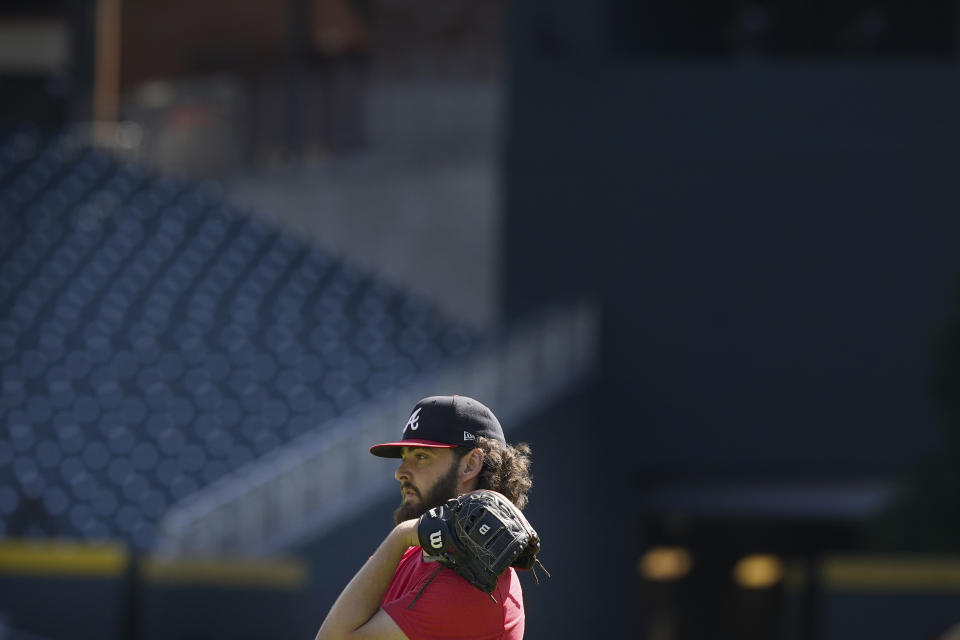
[393,447,461,525]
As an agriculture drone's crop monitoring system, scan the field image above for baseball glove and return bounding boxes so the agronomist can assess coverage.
[416,489,547,599]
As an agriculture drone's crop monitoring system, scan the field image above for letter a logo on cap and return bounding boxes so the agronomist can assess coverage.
[405,407,422,432]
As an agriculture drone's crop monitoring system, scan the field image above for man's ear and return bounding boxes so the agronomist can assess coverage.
[459,448,484,483]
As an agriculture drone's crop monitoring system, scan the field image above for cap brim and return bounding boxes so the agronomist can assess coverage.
[369,439,459,458]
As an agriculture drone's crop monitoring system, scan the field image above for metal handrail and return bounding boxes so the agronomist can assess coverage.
[155,301,599,556]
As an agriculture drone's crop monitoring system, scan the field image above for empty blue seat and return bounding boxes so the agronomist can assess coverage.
[0,133,482,549]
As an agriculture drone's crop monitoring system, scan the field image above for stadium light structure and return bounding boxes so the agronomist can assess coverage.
[733,554,784,589]
[638,546,693,582]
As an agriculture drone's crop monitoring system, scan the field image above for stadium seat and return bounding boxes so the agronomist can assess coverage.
[0,128,480,548]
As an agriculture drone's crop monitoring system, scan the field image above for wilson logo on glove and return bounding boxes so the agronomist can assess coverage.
[415,490,549,607]
[429,530,443,549]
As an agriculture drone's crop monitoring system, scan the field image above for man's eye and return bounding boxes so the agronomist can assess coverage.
[416,454,427,460]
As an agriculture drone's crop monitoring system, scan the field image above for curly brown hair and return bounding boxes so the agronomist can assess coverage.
[455,437,533,510]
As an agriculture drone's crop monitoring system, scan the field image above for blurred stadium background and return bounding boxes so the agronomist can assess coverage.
[1,1,960,639]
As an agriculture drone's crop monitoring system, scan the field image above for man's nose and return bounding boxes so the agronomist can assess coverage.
[396,461,410,482]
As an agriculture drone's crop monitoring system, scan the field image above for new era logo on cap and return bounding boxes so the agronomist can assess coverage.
[369,395,506,458]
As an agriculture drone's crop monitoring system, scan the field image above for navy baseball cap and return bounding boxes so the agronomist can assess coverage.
[369,395,506,458]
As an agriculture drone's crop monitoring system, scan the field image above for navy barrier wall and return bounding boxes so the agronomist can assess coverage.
[0,541,130,640]
[139,556,314,640]
[780,555,960,639]
[503,60,960,476]
[0,540,313,640]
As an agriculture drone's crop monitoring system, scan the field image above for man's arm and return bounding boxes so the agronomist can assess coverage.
[314,520,419,640]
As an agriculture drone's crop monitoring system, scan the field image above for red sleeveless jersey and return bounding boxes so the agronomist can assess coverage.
[381,546,525,640]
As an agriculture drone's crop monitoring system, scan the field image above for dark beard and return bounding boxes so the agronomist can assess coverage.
[393,460,460,525]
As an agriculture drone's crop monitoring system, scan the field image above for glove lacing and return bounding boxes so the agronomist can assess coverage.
[529,558,551,584]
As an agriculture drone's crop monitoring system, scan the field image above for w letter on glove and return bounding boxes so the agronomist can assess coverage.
[416,490,547,597]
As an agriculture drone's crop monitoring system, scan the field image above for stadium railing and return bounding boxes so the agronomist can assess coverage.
[155,300,599,556]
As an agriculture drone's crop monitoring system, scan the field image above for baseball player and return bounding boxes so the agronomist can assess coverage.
[314,395,538,640]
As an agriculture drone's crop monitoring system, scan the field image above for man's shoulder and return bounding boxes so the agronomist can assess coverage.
[392,550,524,609]
[399,546,422,564]
[433,564,524,606]
[383,559,525,639]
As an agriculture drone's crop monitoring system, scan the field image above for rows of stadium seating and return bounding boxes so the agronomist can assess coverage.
[0,126,480,549]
